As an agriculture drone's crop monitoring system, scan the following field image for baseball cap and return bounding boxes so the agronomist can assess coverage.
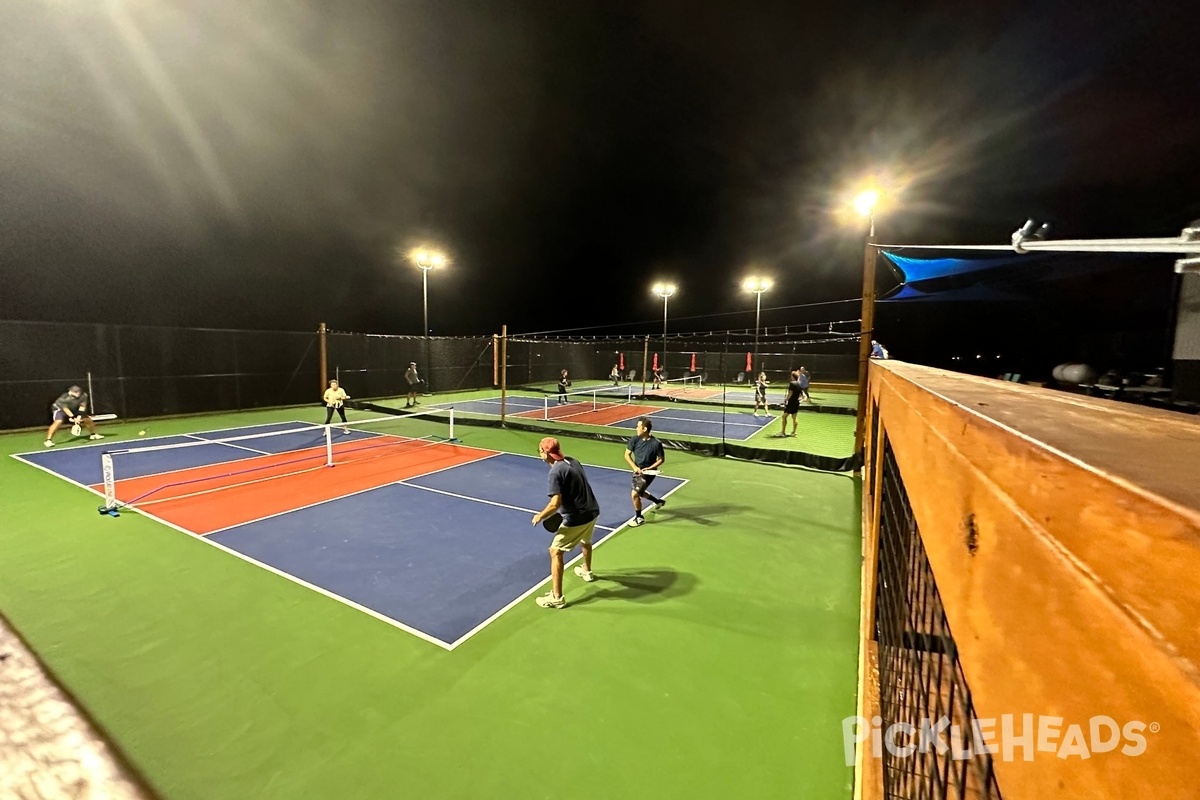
[538,437,565,461]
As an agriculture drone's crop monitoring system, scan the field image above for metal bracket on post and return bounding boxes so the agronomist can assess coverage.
[1176,222,1200,273]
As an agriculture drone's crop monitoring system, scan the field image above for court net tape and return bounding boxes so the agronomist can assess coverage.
[99,409,456,512]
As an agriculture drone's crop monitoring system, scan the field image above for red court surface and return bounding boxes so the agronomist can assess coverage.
[511,403,660,426]
[93,440,498,535]
[647,387,722,401]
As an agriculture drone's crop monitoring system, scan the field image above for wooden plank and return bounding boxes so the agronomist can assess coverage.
[867,360,1200,799]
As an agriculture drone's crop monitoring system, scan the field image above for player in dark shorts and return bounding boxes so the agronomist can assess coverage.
[779,370,802,437]
[753,371,770,416]
[624,416,666,526]
[557,369,571,404]
[405,362,422,407]
[44,385,104,447]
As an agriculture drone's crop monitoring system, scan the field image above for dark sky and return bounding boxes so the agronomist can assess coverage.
[2,0,1197,339]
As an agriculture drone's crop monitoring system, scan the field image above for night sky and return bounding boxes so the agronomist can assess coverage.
[2,0,1197,343]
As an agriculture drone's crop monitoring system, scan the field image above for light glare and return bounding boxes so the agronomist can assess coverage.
[411,247,448,270]
[743,276,772,293]
[853,190,880,217]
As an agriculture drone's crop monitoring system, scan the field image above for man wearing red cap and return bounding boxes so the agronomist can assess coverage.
[531,436,601,608]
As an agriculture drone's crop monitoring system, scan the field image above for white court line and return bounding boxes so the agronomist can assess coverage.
[640,411,768,430]
[183,432,272,456]
[202,450,507,536]
[98,434,330,489]
[394,480,617,532]
[447,526,626,649]
[8,419,317,457]
[9,453,110,503]
[12,422,691,652]
[441,470,691,652]
[115,419,480,513]
[9,444,457,650]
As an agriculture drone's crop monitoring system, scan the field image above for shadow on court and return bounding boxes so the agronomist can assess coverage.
[571,567,696,606]
[651,503,747,527]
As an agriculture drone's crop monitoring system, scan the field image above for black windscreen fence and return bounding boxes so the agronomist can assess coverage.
[325,332,495,399]
[0,321,318,430]
[506,333,860,389]
[1,321,860,431]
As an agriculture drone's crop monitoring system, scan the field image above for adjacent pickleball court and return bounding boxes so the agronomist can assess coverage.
[437,389,777,439]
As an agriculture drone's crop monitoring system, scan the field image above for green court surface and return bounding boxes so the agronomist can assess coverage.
[0,398,861,800]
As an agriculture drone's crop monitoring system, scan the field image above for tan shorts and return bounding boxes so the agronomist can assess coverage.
[551,518,597,552]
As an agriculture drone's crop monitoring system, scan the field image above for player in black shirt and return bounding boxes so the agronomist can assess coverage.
[44,385,104,447]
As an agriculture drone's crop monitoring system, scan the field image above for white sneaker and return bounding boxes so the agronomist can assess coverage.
[573,565,595,582]
[89,434,105,440]
[631,515,645,527]
[535,593,566,609]
[44,439,54,448]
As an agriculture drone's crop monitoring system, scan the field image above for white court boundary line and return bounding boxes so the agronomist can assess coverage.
[9,419,318,457]
[98,441,329,489]
[439,462,689,650]
[184,432,272,456]
[205,449,689,650]
[10,423,690,652]
[636,411,771,430]
[8,441,456,650]
[201,450,507,536]
[435,393,774,439]
[394,479,619,533]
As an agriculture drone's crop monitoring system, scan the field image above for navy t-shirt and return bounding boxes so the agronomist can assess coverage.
[626,435,665,469]
[547,457,600,526]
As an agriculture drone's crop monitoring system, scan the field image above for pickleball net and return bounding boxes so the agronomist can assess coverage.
[99,409,457,512]
[648,374,704,395]
[543,383,635,420]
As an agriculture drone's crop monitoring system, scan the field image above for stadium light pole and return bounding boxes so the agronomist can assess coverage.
[742,276,772,375]
[853,190,880,457]
[652,282,676,348]
[412,248,446,394]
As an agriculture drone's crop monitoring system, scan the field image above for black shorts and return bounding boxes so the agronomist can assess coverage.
[632,473,657,494]
[784,402,800,414]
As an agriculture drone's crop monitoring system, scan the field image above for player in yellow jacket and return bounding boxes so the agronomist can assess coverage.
[323,380,350,433]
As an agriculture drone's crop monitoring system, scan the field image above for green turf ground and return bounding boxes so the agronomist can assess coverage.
[0,398,861,800]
